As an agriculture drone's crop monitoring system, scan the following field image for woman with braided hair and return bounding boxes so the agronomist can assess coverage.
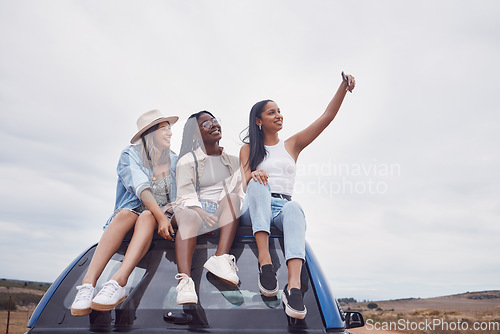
[172,111,243,304]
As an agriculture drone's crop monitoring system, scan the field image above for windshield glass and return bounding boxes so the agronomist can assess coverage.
[52,235,324,331]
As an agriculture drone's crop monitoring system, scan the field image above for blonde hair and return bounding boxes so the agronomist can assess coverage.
[140,124,171,168]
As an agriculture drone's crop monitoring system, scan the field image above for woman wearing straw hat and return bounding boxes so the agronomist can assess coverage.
[71,109,179,316]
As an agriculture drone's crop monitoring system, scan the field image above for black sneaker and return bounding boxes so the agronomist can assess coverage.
[281,284,307,319]
[258,264,278,297]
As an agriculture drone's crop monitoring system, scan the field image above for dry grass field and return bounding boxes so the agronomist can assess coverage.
[2,285,499,334]
[0,279,47,334]
[347,291,500,334]
[1,310,33,334]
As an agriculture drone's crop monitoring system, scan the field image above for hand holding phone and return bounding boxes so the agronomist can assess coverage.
[342,71,353,93]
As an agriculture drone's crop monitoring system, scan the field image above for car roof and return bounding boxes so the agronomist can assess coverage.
[28,227,345,333]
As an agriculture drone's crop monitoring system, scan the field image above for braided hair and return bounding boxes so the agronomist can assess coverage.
[179,110,216,159]
[179,110,217,194]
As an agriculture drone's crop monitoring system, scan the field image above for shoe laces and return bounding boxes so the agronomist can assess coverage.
[175,273,193,292]
[98,281,121,298]
[224,254,239,272]
[75,284,94,302]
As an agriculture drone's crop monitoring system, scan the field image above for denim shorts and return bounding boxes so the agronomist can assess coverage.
[200,200,218,230]
[200,200,218,215]
[104,206,144,230]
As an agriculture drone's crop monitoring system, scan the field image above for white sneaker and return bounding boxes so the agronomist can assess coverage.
[203,254,239,286]
[71,283,95,316]
[175,273,198,305]
[90,280,127,311]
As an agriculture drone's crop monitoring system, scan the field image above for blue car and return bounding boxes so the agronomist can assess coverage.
[27,227,364,333]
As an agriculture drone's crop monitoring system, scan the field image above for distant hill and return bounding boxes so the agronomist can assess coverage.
[342,290,500,334]
[0,278,51,311]
[346,291,500,334]
[343,290,500,313]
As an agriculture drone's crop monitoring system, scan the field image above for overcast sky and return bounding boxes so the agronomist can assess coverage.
[1,0,499,301]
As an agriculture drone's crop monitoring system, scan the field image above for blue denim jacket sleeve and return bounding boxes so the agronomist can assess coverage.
[117,145,152,198]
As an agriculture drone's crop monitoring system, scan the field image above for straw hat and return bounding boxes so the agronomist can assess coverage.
[131,109,179,144]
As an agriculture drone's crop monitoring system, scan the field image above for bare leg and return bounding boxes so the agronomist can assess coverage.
[82,210,138,286]
[175,209,202,276]
[254,231,272,268]
[287,259,302,290]
[214,193,240,256]
[111,211,157,287]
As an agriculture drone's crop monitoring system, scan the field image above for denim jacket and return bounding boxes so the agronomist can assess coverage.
[104,145,178,229]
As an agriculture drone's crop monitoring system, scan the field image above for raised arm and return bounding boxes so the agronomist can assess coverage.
[286,73,355,160]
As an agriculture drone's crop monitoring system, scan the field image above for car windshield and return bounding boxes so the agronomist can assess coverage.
[37,233,325,332]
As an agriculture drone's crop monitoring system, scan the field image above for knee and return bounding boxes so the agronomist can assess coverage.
[222,193,241,208]
[247,179,270,194]
[176,208,199,221]
[282,201,305,219]
[120,209,137,220]
[139,210,154,220]
[136,211,156,230]
[107,209,138,231]
[176,209,202,229]
[111,209,138,225]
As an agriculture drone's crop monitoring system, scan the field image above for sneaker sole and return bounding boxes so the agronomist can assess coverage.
[71,307,92,316]
[90,296,127,311]
[203,263,239,286]
[258,278,279,297]
[177,297,198,305]
[281,292,307,320]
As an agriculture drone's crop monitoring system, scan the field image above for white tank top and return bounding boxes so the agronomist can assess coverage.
[256,139,296,196]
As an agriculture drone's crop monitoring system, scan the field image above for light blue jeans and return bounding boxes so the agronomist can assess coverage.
[241,179,306,261]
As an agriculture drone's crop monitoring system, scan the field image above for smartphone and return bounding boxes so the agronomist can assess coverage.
[342,71,349,85]
[342,71,351,92]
